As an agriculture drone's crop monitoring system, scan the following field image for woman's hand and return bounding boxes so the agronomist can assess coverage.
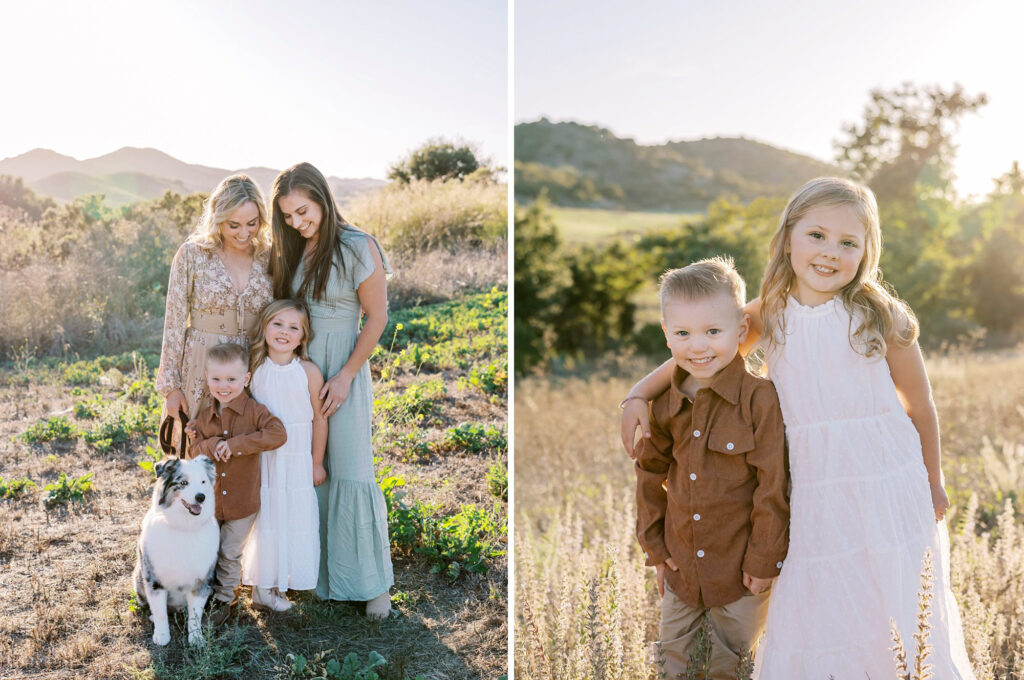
[320,370,355,418]
[620,398,651,459]
[165,389,187,421]
[931,482,950,522]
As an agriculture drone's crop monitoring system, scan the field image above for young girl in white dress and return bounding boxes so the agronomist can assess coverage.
[241,299,327,611]
[621,178,975,678]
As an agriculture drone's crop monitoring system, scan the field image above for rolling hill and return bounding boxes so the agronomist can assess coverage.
[0,147,387,206]
[514,118,837,210]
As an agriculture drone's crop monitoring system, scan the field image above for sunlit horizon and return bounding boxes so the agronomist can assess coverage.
[1,0,507,182]
[516,0,1024,200]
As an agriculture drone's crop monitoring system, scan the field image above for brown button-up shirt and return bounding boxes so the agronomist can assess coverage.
[187,392,287,521]
[635,354,789,608]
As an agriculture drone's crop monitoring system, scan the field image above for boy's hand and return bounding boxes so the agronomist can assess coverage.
[620,399,651,459]
[931,483,950,522]
[312,464,327,487]
[214,439,232,461]
[743,571,772,595]
[184,421,198,442]
[655,557,678,597]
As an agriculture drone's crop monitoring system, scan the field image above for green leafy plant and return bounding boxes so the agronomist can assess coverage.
[459,358,508,397]
[0,476,36,499]
[486,461,507,501]
[43,472,94,507]
[18,416,79,444]
[439,422,506,455]
[276,649,424,680]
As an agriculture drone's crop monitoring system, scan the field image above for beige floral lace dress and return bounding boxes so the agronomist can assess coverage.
[155,240,274,417]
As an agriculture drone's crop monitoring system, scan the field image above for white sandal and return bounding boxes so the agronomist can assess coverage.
[252,587,293,612]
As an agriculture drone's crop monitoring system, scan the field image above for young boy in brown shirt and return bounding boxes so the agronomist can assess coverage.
[631,257,789,679]
[185,342,287,625]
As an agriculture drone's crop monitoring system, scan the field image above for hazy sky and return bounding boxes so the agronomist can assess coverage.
[516,0,1024,199]
[0,0,507,179]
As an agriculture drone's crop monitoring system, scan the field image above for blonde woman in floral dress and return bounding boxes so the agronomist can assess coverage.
[156,174,275,420]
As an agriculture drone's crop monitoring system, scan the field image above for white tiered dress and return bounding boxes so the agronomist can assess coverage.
[754,297,974,679]
[241,357,320,592]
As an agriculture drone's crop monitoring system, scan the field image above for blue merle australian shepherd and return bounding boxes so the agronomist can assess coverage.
[133,456,219,646]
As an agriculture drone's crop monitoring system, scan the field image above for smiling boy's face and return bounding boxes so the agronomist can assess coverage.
[661,290,749,387]
[205,357,250,405]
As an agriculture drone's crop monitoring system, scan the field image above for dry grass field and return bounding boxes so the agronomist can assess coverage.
[0,291,508,680]
[515,349,1024,679]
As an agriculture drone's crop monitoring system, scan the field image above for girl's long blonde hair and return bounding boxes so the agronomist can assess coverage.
[248,299,312,373]
[760,177,918,358]
[189,174,273,257]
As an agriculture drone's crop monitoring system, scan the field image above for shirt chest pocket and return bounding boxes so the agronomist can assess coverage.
[706,427,755,482]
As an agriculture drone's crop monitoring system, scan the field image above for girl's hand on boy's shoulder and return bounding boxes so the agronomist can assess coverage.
[620,399,651,459]
[931,483,950,522]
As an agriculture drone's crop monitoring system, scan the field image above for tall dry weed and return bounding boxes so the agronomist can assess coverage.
[517,353,1024,680]
[346,177,507,253]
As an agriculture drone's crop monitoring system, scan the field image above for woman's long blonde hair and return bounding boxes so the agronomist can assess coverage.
[248,299,312,373]
[189,174,273,257]
[760,177,918,358]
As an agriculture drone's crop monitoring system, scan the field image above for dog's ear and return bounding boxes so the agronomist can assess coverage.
[195,455,216,485]
[154,457,179,481]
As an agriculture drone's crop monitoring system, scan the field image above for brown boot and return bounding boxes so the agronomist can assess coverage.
[209,599,236,627]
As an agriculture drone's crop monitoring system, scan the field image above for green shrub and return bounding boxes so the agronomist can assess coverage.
[486,462,507,502]
[18,416,79,444]
[373,379,446,424]
[0,476,36,499]
[459,358,508,397]
[43,472,94,506]
[439,423,506,455]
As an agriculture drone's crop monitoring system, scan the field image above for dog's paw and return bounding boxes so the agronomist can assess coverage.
[187,631,205,647]
[152,629,171,646]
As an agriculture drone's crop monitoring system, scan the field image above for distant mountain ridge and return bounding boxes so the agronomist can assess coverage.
[514,119,837,210]
[0,147,387,206]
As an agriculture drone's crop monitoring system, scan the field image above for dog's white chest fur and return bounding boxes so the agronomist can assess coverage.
[139,510,219,606]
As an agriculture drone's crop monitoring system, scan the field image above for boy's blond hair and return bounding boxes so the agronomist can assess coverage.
[205,342,249,368]
[659,256,746,315]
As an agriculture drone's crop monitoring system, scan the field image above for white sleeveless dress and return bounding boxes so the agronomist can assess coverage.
[241,357,320,591]
[754,297,974,679]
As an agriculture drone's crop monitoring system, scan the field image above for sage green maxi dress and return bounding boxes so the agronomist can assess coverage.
[294,228,394,601]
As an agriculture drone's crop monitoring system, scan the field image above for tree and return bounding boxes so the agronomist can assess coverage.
[835,84,987,339]
[835,83,987,203]
[388,139,482,183]
[513,198,568,372]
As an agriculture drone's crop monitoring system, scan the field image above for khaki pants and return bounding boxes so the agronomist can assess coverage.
[214,513,257,603]
[658,583,770,680]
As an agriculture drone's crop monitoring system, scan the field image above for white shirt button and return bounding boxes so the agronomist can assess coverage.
[726,442,735,451]
[223,430,228,435]
[693,514,701,521]
[777,561,783,569]
[689,473,697,481]
[696,550,705,558]
[221,472,226,477]
[693,429,701,438]
[222,490,227,495]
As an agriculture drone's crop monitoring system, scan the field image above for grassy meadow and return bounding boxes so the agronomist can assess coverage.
[514,349,1024,680]
[0,176,509,679]
[548,207,699,244]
